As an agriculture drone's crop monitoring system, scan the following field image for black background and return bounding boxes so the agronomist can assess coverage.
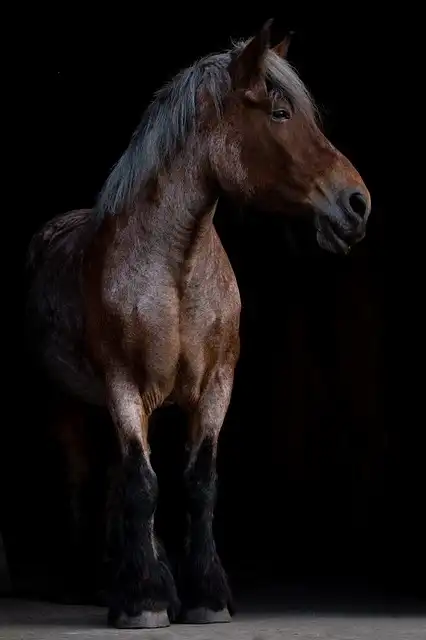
[0,10,411,606]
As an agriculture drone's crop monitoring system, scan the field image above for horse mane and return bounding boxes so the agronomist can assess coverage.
[95,40,318,218]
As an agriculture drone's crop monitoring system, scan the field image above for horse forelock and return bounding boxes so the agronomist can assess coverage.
[95,40,317,218]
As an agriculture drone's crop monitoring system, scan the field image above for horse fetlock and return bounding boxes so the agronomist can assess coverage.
[108,555,180,628]
[180,549,233,616]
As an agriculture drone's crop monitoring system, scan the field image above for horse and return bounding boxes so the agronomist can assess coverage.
[26,20,371,629]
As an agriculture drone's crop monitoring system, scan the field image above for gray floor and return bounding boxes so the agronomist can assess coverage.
[0,597,425,640]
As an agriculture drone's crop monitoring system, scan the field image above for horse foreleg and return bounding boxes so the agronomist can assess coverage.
[180,364,235,624]
[105,373,179,629]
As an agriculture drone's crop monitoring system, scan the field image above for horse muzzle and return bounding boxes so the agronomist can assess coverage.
[314,187,371,255]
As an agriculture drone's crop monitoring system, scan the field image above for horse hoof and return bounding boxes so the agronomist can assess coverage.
[182,607,231,624]
[109,609,170,629]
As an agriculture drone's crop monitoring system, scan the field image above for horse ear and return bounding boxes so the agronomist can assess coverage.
[229,18,274,89]
[272,31,294,59]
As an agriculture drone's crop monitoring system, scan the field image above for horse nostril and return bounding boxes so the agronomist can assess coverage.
[348,191,368,219]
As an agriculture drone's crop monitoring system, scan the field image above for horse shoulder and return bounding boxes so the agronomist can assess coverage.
[85,242,181,385]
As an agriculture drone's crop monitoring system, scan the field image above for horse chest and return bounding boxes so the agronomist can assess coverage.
[173,275,240,402]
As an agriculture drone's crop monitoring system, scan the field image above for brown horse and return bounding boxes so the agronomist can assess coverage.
[26,21,371,629]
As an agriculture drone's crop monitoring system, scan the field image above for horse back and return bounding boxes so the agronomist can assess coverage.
[27,209,95,275]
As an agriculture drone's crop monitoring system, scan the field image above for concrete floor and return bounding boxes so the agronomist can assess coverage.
[0,595,425,640]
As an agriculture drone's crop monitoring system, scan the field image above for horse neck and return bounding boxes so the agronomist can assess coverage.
[121,145,219,273]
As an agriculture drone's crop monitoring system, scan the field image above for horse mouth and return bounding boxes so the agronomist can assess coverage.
[315,216,365,255]
[316,227,350,254]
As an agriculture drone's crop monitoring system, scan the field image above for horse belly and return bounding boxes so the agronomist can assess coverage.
[42,335,105,406]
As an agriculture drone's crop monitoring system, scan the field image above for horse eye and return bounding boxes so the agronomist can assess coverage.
[271,108,291,122]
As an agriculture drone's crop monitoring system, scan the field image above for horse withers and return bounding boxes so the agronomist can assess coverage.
[26,21,371,629]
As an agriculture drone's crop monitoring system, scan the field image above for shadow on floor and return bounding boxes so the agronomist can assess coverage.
[1,584,425,629]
